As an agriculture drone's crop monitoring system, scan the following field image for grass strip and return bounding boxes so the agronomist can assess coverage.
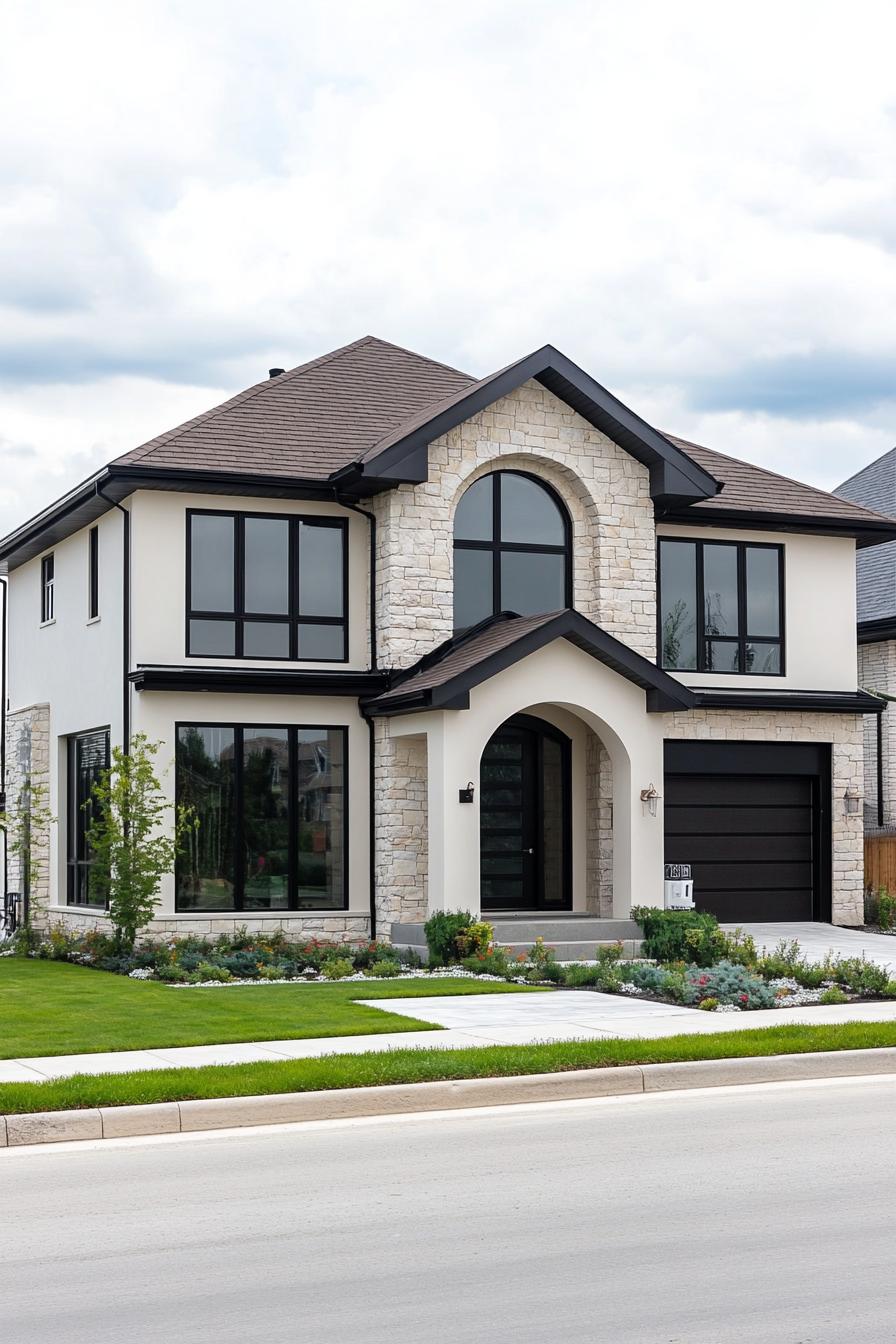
[3,1019,896,1114]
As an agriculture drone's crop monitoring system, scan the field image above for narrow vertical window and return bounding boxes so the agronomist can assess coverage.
[67,729,110,905]
[88,527,99,620]
[40,554,55,623]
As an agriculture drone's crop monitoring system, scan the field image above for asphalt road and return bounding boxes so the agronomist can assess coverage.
[3,1077,896,1343]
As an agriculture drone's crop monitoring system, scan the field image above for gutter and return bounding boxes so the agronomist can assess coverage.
[96,487,131,752]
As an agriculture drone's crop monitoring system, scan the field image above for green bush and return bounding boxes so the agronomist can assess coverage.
[363,959,402,978]
[826,956,888,995]
[698,997,719,1011]
[686,961,776,1009]
[879,889,896,932]
[562,962,622,991]
[631,907,727,967]
[455,921,494,959]
[156,963,189,983]
[423,911,474,965]
[820,986,849,1005]
[461,948,513,978]
[321,958,354,981]
[755,939,828,988]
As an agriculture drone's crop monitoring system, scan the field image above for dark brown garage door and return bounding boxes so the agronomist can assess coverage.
[664,773,818,922]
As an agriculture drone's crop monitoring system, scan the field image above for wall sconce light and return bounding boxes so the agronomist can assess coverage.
[843,789,862,816]
[639,783,661,817]
[459,782,475,804]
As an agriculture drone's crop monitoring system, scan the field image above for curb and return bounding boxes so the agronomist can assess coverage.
[4,1046,896,1148]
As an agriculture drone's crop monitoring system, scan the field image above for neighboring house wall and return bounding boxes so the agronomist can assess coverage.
[371,379,656,670]
[6,512,124,921]
[4,703,50,929]
[662,708,865,925]
[656,524,858,691]
[858,640,896,827]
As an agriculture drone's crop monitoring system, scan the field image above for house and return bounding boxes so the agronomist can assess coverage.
[1,336,892,949]
[835,450,896,830]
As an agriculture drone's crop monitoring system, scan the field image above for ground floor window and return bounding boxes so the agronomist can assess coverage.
[67,728,110,906]
[175,723,347,911]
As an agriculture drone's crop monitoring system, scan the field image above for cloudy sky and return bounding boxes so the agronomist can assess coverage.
[2,0,896,534]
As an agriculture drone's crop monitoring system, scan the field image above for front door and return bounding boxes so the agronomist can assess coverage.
[480,715,571,912]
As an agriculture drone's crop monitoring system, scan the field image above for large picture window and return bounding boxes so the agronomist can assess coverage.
[186,510,348,661]
[453,471,571,632]
[175,724,347,911]
[659,538,784,674]
[67,728,110,906]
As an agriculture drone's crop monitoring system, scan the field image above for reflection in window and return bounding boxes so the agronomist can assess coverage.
[659,539,783,674]
[453,472,570,631]
[175,724,347,911]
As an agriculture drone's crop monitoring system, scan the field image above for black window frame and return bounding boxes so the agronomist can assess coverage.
[66,727,110,908]
[453,470,572,632]
[185,509,349,662]
[40,553,54,623]
[88,526,99,620]
[174,721,349,912]
[657,536,786,676]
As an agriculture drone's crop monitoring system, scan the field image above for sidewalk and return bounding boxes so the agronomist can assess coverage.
[5,989,896,1084]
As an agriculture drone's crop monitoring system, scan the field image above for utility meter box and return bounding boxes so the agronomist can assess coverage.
[663,863,694,910]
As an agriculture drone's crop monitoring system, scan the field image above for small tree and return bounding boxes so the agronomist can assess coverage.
[86,734,196,952]
[1,775,54,930]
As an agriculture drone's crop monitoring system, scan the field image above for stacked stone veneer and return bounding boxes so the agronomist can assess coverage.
[51,909,371,942]
[371,380,656,669]
[3,703,51,931]
[858,641,896,828]
[372,720,428,930]
[586,730,614,916]
[663,709,865,925]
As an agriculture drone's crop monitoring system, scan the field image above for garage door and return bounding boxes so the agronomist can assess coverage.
[664,773,819,922]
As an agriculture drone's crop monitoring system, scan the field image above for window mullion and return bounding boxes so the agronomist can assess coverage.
[235,726,244,912]
[696,541,705,672]
[235,516,245,657]
[288,729,298,910]
[493,474,502,613]
[737,544,747,672]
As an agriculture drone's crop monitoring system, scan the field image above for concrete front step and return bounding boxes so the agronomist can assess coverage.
[490,917,641,944]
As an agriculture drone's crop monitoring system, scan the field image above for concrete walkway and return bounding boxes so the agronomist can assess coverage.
[5,986,896,1083]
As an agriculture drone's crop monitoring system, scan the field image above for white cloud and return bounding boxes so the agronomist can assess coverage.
[2,0,896,533]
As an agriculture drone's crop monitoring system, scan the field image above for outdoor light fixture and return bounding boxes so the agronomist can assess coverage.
[843,789,862,816]
[640,783,661,817]
[458,782,475,804]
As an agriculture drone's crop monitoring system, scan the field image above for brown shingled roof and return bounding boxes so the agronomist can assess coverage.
[665,434,896,528]
[113,335,474,479]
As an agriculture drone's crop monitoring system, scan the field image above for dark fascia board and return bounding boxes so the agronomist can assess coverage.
[691,689,884,715]
[858,617,896,645]
[363,610,697,716]
[349,346,722,506]
[658,505,896,548]
[131,665,390,697]
[0,465,355,571]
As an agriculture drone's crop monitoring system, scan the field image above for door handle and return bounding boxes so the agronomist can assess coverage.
[524,848,534,855]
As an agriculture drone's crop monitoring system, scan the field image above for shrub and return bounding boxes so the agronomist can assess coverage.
[196,961,232,982]
[424,911,474,965]
[562,962,621,991]
[879,889,896,932]
[461,948,512,978]
[631,907,726,967]
[698,997,719,1011]
[321,957,354,981]
[820,986,849,1005]
[826,956,888,995]
[454,921,494,959]
[755,939,827,988]
[364,959,402,978]
[156,963,189,983]
[720,927,759,967]
[258,963,287,980]
[685,961,776,1010]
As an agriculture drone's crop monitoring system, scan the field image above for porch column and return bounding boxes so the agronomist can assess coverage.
[424,715,482,917]
[610,729,666,915]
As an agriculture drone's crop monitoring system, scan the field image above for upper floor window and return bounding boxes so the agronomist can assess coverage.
[88,526,99,620]
[659,538,784,674]
[453,471,571,631]
[187,510,347,661]
[40,554,54,623]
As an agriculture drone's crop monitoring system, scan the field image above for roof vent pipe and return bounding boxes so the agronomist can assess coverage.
[269,368,285,378]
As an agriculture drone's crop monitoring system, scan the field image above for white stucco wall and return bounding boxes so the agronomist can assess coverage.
[129,489,371,671]
[657,523,857,691]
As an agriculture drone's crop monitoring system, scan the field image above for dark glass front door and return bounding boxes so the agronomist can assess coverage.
[480,716,571,912]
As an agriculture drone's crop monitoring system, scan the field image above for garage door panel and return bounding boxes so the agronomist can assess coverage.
[666,776,811,807]
[665,806,813,837]
[664,768,820,923]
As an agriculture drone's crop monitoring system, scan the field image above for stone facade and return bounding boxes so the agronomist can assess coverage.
[372,720,428,929]
[586,730,614,916]
[3,702,51,931]
[662,709,865,925]
[47,908,371,942]
[371,379,656,670]
[858,640,895,827]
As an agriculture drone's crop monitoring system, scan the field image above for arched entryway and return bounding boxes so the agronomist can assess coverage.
[480,713,571,912]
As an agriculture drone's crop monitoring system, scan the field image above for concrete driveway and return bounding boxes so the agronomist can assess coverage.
[724,922,896,970]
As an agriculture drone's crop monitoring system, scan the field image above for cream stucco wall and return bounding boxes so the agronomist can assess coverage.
[657,523,858,691]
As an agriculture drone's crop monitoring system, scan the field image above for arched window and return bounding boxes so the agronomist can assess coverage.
[453,470,571,631]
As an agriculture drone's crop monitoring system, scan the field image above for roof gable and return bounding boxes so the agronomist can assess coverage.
[362,609,697,715]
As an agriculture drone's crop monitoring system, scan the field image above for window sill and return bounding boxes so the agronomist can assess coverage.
[39,618,56,629]
[86,616,101,626]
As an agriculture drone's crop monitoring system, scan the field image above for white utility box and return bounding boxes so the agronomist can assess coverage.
[663,863,694,910]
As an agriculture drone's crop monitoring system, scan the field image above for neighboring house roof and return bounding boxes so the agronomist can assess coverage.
[362,609,698,715]
[2,335,895,568]
[834,447,896,628]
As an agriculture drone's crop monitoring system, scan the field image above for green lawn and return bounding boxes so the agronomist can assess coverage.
[0,958,539,1059]
[1,1019,894,1113]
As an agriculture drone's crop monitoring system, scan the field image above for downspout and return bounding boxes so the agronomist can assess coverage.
[1,573,7,908]
[96,488,131,753]
[333,491,379,941]
[878,708,885,829]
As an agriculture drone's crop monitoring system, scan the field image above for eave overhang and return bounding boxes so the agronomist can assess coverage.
[130,665,390,697]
